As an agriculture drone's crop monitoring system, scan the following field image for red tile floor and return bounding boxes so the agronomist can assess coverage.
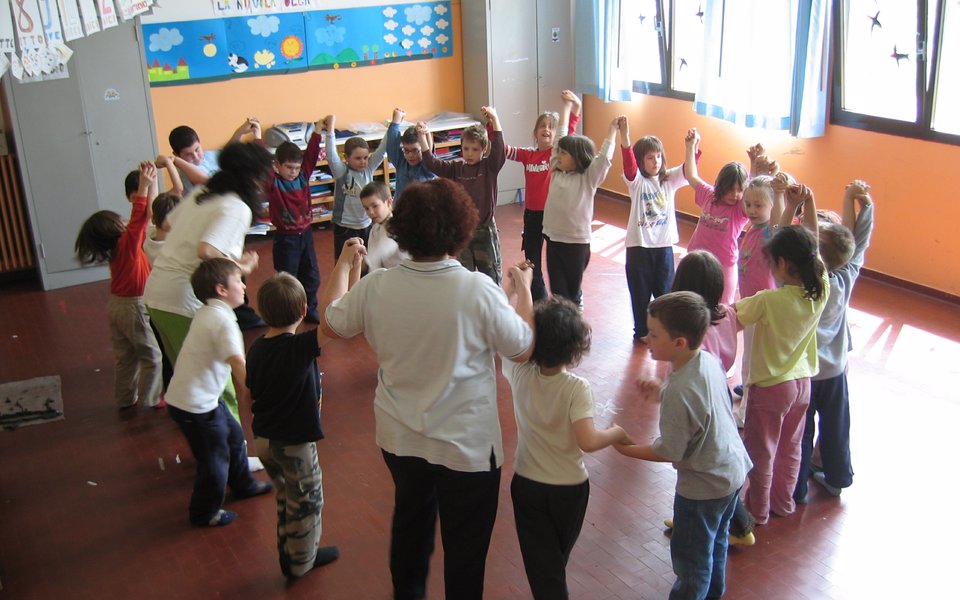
[1,195,959,599]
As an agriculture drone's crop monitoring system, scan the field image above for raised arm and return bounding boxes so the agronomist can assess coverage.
[558,90,575,139]
[228,117,260,144]
[842,179,871,231]
[481,106,506,172]
[683,128,706,188]
[504,262,535,362]
[386,108,405,166]
[300,119,325,180]
[319,238,367,340]
[784,183,819,240]
[567,91,582,134]
[769,172,791,227]
[323,115,347,178]
[156,154,184,197]
[616,115,638,180]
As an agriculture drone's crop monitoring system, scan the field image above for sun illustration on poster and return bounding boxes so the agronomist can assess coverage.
[280,35,304,60]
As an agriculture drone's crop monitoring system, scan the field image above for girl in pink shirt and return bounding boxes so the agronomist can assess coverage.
[682,128,750,305]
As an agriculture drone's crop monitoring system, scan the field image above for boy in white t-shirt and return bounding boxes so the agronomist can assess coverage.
[165,258,272,527]
[360,181,407,272]
[501,265,629,600]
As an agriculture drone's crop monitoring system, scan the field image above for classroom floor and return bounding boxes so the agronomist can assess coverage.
[1,195,958,600]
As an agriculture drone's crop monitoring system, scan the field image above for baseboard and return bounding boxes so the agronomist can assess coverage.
[595,189,960,306]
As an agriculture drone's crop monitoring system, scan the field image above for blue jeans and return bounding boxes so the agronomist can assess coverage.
[670,489,739,600]
[795,373,854,501]
[625,246,674,338]
[168,401,259,525]
[273,230,321,319]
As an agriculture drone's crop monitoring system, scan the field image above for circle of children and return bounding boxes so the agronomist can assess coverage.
[74,88,874,599]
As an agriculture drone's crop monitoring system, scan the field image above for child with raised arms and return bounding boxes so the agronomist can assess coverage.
[683,128,750,305]
[324,113,388,260]
[419,106,506,283]
[794,180,875,502]
[616,116,690,341]
[384,107,435,201]
[263,118,324,323]
[496,90,582,300]
[541,99,616,306]
[75,161,162,409]
[501,262,628,599]
[735,183,828,524]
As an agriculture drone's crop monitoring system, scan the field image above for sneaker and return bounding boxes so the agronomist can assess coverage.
[153,397,167,410]
[663,517,674,529]
[248,456,265,472]
[813,472,842,497]
[203,510,237,527]
[729,531,756,546]
[733,385,744,397]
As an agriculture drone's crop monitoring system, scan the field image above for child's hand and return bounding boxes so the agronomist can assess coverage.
[754,155,780,176]
[684,128,700,148]
[339,237,367,269]
[505,260,534,295]
[239,250,259,275]
[415,121,430,136]
[615,115,629,134]
[786,183,812,206]
[746,143,765,163]
[771,172,791,193]
[560,89,579,106]
[155,154,173,168]
[392,108,405,124]
[636,376,662,398]
[248,118,261,139]
[480,106,499,125]
[323,115,336,133]
[136,160,157,196]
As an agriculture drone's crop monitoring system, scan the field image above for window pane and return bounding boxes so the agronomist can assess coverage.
[671,0,705,94]
[932,0,960,135]
[841,0,918,122]
[622,0,663,85]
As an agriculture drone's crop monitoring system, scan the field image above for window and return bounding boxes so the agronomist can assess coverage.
[622,0,703,99]
[832,0,959,143]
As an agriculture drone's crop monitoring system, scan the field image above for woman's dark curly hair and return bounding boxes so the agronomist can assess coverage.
[387,179,479,259]
[530,297,592,369]
[196,142,273,224]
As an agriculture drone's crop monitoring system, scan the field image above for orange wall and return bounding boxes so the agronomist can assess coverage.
[583,94,960,297]
[149,3,464,154]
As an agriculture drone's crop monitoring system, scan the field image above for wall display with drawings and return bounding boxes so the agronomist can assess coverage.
[0,0,155,83]
[140,1,454,87]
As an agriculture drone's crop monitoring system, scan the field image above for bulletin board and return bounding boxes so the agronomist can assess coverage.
[141,1,453,86]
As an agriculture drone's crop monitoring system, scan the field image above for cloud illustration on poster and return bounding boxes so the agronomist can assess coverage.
[434,4,448,15]
[417,37,430,49]
[436,33,448,45]
[384,33,398,44]
[402,25,415,36]
[401,38,414,50]
[405,5,433,25]
[149,27,183,52]
[384,19,398,31]
[382,7,398,18]
[248,15,280,38]
[435,19,449,29]
[420,25,434,36]
[316,24,347,46]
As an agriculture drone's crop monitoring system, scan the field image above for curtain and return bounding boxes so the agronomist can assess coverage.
[692,0,831,137]
[574,0,632,102]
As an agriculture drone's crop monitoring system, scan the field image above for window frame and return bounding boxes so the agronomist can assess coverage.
[830,0,960,145]
[627,0,695,102]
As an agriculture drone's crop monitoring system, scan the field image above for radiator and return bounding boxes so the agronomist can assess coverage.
[0,154,34,273]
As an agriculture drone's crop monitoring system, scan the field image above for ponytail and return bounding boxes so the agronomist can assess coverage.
[767,225,825,301]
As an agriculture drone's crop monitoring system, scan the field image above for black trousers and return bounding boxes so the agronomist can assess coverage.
[625,246,675,337]
[522,209,548,302]
[511,474,590,600]
[382,450,501,600]
[545,237,591,305]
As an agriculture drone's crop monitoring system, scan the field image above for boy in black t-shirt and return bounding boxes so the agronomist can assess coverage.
[247,272,341,578]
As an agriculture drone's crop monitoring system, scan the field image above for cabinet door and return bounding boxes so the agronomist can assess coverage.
[536,0,575,119]
[5,21,157,289]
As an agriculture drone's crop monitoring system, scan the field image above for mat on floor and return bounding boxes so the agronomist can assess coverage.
[0,375,63,430]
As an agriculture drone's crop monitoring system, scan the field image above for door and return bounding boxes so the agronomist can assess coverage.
[536,0,575,124]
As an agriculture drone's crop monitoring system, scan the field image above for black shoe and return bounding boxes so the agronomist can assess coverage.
[733,384,744,397]
[195,509,237,527]
[313,546,340,567]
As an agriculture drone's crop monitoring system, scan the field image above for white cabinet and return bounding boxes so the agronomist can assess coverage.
[462,0,574,204]
[4,21,158,289]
